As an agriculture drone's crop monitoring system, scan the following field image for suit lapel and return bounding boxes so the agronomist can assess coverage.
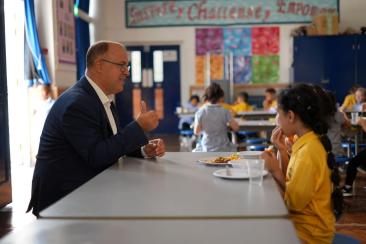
[78,76,115,136]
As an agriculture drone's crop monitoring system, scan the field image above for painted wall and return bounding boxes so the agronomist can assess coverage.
[35,0,366,102]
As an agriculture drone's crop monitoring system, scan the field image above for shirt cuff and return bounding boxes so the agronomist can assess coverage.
[141,146,155,159]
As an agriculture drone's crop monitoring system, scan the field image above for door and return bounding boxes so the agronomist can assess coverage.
[324,35,356,103]
[356,35,366,86]
[116,45,181,134]
[0,0,12,207]
[293,36,326,85]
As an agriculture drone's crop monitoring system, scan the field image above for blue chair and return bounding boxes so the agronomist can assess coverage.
[237,131,257,137]
[247,145,266,151]
[341,142,366,157]
[180,130,194,137]
[245,138,268,145]
[333,233,360,244]
[335,155,350,165]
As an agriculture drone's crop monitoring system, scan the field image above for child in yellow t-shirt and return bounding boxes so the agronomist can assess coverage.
[262,87,277,111]
[231,92,253,113]
[261,84,343,243]
[340,85,360,111]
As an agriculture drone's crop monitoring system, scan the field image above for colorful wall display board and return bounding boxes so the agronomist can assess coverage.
[195,26,279,84]
[126,0,339,28]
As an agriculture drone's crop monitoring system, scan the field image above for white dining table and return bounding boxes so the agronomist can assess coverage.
[40,152,288,219]
[0,219,299,244]
[236,110,276,120]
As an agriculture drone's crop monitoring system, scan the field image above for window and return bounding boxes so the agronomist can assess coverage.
[153,50,164,82]
[131,51,141,83]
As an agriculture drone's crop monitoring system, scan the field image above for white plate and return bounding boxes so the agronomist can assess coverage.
[238,151,262,159]
[213,168,268,180]
[197,157,231,166]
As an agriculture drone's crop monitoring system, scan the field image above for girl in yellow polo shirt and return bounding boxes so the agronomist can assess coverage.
[262,84,343,244]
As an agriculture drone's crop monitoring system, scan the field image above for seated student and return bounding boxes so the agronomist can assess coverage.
[178,95,200,130]
[193,83,239,152]
[261,84,342,243]
[351,87,366,111]
[262,87,277,112]
[231,91,253,113]
[343,118,366,196]
[340,84,360,112]
[312,87,351,157]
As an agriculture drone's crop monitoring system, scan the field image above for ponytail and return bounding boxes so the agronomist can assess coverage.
[319,134,344,220]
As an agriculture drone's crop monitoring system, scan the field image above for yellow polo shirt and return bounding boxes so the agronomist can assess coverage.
[285,131,335,243]
[341,94,356,111]
[231,102,253,113]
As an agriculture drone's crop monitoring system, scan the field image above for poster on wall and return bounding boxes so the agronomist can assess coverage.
[252,55,279,83]
[56,0,76,64]
[223,28,251,56]
[126,0,338,28]
[195,28,223,55]
[252,27,279,55]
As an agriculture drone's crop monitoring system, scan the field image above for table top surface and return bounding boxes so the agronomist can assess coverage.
[0,219,299,244]
[41,152,288,219]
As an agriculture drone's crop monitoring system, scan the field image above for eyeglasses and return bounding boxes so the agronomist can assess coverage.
[101,59,130,71]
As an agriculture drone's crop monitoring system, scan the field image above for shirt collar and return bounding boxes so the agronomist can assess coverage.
[85,74,114,105]
[291,131,317,154]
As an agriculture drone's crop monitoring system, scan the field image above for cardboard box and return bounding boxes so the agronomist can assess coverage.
[313,14,339,35]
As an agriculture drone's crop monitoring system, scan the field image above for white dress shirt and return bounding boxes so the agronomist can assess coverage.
[85,74,149,158]
[85,75,117,135]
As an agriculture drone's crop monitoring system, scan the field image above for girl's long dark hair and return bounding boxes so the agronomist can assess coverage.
[278,84,343,219]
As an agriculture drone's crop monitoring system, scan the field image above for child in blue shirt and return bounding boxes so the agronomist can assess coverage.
[193,83,239,152]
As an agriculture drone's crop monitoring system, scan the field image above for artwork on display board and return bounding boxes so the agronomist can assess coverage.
[195,28,223,55]
[195,26,280,84]
[252,55,279,83]
[56,0,76,64]
[223,28,251,56]
[195,56,205,85]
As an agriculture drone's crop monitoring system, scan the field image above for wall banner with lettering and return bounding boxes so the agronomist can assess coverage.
[126,0,339,28]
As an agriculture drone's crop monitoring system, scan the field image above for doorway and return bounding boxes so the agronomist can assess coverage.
[116,45,181,134]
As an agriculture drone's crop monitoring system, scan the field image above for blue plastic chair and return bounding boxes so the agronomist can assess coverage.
[333,233,360,244]
[335,155,350,165]
[180,130,194,137]
[245,138,268,145]
[247,145,266,151]
[237,131,257,137]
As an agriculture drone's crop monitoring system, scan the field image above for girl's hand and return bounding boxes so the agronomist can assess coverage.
[271,127,287,151]
[261,150,281,174]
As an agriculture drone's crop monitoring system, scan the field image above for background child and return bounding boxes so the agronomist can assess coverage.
[351,87,366,111]
[261,84,342,243]
[262,87,277,111]
[178,94,200,130]
[339,84,361,112]
[193,83,239,152]
[231,91,253,113]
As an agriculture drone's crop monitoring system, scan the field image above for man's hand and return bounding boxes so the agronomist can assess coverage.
[136,101,159,132]
[143,138,165,158]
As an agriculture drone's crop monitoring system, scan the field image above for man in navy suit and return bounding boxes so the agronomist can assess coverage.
[27,41,165,216]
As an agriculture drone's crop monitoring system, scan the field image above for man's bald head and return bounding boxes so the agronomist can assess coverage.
[86,41,126,68]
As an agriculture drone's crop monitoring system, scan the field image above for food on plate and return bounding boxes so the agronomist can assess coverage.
[210,153,240,164]
[265,145,274,153]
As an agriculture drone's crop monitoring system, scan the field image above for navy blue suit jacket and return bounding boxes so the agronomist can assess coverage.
[27,77,148,215]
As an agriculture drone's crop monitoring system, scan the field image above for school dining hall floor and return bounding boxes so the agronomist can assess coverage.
[0,134,365,242]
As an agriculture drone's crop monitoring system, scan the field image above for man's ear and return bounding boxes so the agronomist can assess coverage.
[94,60,103,73]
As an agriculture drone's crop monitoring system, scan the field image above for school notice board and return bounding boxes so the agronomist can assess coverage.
[125,0,338,28]
[195,27,279,84]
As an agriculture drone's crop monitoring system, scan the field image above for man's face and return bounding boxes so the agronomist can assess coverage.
[98,44,130,95]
